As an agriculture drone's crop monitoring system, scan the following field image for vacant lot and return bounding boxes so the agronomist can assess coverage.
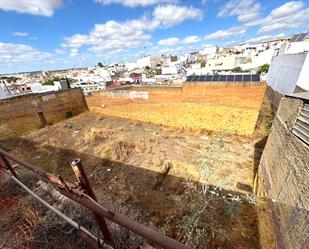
[1,84,270,248]
[1,111,264,248]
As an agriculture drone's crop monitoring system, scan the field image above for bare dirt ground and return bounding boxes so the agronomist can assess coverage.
[0,107,269,248]
[0,85,272,248]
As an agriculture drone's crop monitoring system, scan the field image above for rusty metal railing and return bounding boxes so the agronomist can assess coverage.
[0,149,191,249]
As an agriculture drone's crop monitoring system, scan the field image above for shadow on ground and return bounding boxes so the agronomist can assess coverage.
[1,136,261,249]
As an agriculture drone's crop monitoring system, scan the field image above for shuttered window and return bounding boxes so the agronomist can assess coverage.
[292,103,309,145]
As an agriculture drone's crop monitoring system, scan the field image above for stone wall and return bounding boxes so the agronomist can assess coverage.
[256,97,309,249]
[0,88,88,139]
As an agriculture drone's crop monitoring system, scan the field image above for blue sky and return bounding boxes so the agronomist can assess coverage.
[0,0,308,73]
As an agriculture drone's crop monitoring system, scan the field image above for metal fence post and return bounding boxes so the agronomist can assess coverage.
[70,159,114,247]
[0,154,18,178]
[37,110,47,127]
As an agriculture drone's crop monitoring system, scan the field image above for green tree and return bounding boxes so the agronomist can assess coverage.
[232,67,242,73]
[43,79,54,86]
[257,64,269,74]
[97,62,104,67]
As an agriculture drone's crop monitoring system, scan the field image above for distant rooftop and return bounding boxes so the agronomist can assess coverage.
[186,74,261,83]
[290,32,308,42]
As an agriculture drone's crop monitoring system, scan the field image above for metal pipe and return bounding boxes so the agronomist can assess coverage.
[0,150,192,249]
[1,154,18,178]
[59,189,191,249]
[3,170,112,249]
[70,159,114,245]
[0,149,75,189]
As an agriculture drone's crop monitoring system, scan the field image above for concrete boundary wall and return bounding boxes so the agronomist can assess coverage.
[86,83,266,107]
[0,88,88,139]
[256,97,309,249]
[265,85,284,113]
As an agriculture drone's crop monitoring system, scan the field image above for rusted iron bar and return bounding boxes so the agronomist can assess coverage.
[78,230,104,249]
[3,170,110,249]
[0,149,75,189]
[37,110,48,127]
[0,149,192,249]
[70,159,114,246]
[59,189,191,249]
[1,154,18,178]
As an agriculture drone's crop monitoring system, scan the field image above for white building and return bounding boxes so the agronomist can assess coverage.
[162,65,178,75]
[71,81,105,95]
[125,62,138,71]
[31,83,61,93]
[204,55,247,73]
[0,83,9,100]
[137,56,152,68]
[267,41,309,94]
[185,52,199,63]
[135,55,160,69]
[199,46,218,59]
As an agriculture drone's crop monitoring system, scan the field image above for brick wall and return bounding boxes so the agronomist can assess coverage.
[183,83,266,106]
[255,97,309,249]
[86,83,266,108]
[0,88,88,139]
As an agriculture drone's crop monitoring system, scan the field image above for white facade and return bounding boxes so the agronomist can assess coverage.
[267,42,309,94]
[200,46,218,59]
[205,55,246,72]
[186,67,210,76]
[125,62,138,71]
[137,56,152,68]
[240,48,276,70]
[71,81,105,95]
[0,84,9,99]
[31,83,60,93]
[162,65,178,75]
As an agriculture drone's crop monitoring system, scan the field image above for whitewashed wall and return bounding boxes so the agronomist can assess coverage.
[267,53,308,94]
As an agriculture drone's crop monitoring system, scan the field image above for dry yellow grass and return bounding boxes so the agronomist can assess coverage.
[91,102,260,135]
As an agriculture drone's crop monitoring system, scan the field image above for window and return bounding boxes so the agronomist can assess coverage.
[292,104,309,145]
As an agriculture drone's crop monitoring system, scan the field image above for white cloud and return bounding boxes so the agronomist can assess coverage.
[153,5,203,27]
[246,33,285,43]
[0,42,52,63]
[158,35,201,46]
[182,35,201,44]
[63,20,152,54]
[158,37,180,46]
[204,26,247,40]
[12,32,29,37]
[270,1,304,19]
[70,48,79,57]
[95,0,178,7]
[63,5,203,55]
[243,1,309,34]
[218,0,261,23]
[0,0,63,16]
[258,22,301,34]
